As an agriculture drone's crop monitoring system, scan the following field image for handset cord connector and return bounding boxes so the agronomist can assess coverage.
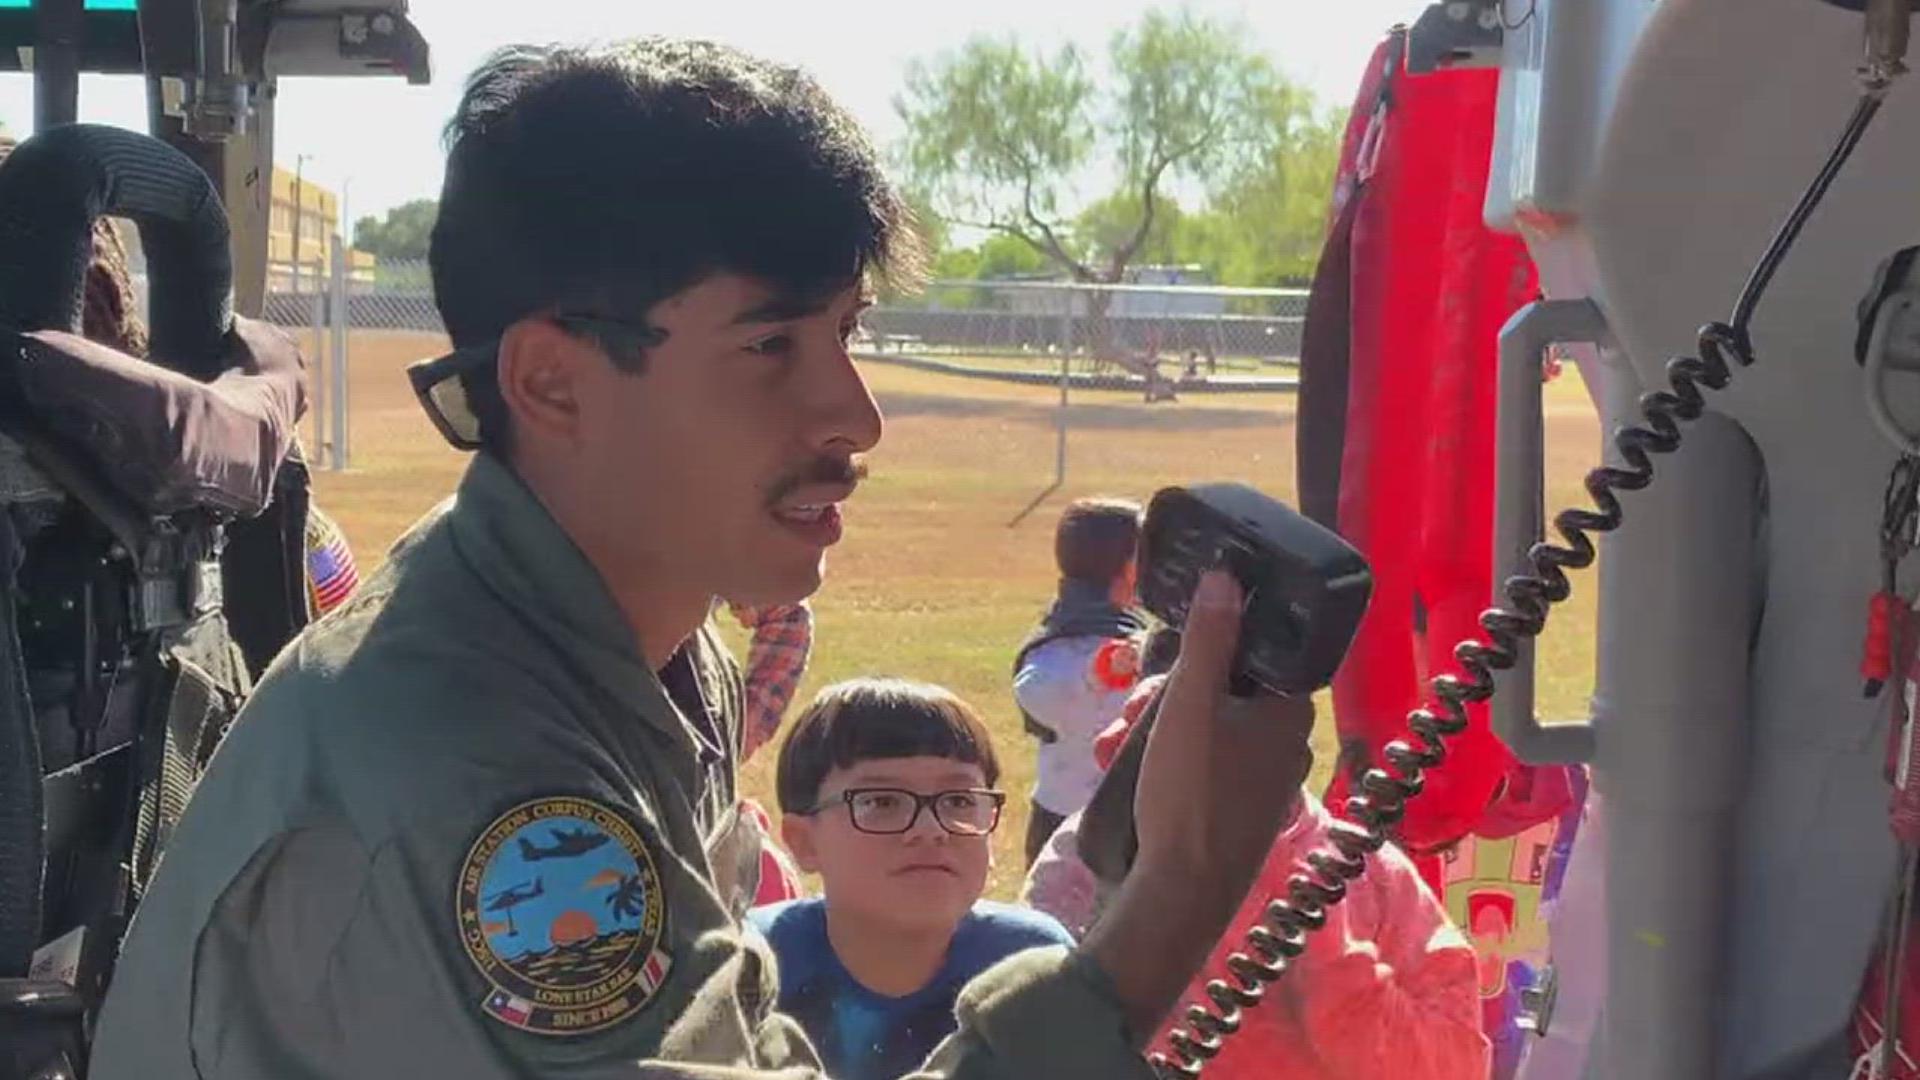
[1863,0,1911,95]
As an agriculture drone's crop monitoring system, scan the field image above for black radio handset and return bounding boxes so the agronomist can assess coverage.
[1077,87,1886,1077]
[1078,487,1372,885]
[1135,485,1373,699]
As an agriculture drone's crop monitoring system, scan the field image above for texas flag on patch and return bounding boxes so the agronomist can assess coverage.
[305,506,360,615]
[485,989,534,1026]
[637,948,673,994]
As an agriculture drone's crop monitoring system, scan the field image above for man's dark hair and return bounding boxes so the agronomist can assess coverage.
[775,677,999,814]
[431,39,923,455]
[1054,497,1142,586]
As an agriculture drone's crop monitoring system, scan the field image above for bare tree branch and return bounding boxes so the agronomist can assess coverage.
[1161,121,1226,166]
[1021,177,1097,280]
[943,206,1090,281]
[1108,151,1173,278]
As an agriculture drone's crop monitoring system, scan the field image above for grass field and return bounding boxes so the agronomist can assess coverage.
[308,330,1604,901]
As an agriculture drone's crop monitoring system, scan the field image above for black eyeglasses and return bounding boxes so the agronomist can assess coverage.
[806,787,1007,836]
[404,311,667,452]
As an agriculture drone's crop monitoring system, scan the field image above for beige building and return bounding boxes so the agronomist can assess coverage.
[267,164,375,291]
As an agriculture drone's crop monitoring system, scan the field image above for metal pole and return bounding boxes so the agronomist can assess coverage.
[290,153,305,297]
[310,271,326,460]
[33,0,82,131]
[329,233,349,470]
[148,70,275,317]
[1056,287,1071,488]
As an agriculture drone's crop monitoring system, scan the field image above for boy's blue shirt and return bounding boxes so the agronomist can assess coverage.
[745,898,1074,1080]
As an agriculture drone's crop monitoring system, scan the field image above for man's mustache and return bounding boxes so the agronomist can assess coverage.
[768,456,868,504]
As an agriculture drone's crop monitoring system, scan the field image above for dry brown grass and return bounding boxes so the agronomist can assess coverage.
[310,330,1603,900]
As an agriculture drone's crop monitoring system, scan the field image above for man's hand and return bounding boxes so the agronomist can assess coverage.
[1133,571,1313,872]
[1080,570,1314,1046]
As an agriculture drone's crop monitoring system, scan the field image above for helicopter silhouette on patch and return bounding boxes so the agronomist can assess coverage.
[475,813,656,986]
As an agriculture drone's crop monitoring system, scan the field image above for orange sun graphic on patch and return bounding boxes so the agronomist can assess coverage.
[456,796,674,1036]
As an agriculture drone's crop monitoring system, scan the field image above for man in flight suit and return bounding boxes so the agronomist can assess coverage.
[90,38,1314,1079]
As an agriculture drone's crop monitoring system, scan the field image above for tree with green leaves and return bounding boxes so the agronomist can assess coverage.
[351,197,437,261]
[896,10,1273,287]
[929,233,1051,284]
[1194,81,1345,286]
[1074,190,1188,273]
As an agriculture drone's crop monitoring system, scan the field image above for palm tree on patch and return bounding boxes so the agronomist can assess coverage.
[606,875,647,921]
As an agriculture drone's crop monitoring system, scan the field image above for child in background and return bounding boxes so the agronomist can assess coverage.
[712,601,814,906]
[1023,627,1490,1079]
[1019,626,1177,939]
[728,600,814,761]
[749,678,1073,1080]
[1013,497,1147,865]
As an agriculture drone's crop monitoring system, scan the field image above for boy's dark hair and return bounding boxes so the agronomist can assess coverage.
[1054,497,1142,586]
[430,39,924,456]
[776,677,1000,814]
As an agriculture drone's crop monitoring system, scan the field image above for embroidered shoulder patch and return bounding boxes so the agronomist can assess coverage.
[457,795,673,1036]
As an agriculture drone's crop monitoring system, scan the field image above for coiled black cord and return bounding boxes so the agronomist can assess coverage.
[1151,89,1887,1077]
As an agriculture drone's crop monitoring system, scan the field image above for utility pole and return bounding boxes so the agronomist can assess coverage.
[32,0,82,132]
[290,151,313,295]
[1056,289,1071,488]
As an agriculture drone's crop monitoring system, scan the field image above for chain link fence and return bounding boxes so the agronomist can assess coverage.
[265,256,442,332]
[266,262,1309,355]
[259,253,445,470]
[259,258,1303,469]
[258,256,341,467]
[866,279,1305,374]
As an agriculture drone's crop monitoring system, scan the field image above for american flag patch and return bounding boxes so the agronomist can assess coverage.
[305,507,359,615]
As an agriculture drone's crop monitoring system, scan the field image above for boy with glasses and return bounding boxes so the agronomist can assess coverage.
[751,679,1072,1080]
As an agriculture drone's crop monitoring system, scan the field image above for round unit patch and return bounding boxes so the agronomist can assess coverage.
[457,795,673,1036]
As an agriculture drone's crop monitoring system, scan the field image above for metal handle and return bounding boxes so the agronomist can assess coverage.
[1492,298,1607,764]
[1863,290,1920,455]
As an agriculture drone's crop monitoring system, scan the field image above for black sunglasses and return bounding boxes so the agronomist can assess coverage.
[405,312,667,451]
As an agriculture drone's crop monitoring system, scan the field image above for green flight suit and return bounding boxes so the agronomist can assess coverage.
[90,453,1150,1079]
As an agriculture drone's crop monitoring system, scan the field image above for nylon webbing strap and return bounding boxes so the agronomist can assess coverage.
[0,507,43,979]
[0,501,82,1080]
[129,651,222,902]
